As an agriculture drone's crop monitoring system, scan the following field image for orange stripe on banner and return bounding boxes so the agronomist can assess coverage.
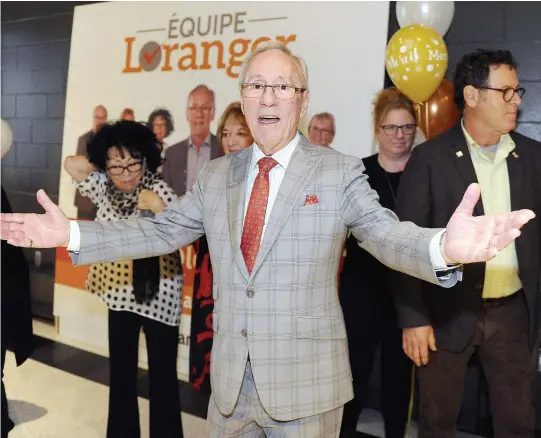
[55,247,89,290]
[55,220,194,316]
[55,250,194,316]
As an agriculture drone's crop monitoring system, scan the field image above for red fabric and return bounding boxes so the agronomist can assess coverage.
[240,157,278,273]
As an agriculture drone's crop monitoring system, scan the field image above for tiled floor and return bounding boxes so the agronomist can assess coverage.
[3,351,207,438]
[4,319,537,438]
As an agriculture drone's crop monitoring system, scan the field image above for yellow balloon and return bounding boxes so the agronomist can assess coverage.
[386,25,448,103]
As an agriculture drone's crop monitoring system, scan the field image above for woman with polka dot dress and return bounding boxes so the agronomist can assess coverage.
[64,120,184,438]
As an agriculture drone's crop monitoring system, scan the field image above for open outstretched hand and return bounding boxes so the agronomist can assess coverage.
[442,183,535,264]
[0,189,70,248]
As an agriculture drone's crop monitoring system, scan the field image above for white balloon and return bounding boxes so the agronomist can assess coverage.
[396,1,455,37]
[1,119,13,159]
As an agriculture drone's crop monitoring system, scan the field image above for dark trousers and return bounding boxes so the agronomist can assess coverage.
[339,285,413,438]
[417,292,537,438]
[107,310,183,438]
[1,332,14,438]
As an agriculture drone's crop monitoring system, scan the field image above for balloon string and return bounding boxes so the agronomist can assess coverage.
[414,101,430,140]
[425,102,430,139]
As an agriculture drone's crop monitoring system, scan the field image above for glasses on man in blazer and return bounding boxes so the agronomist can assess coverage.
[477,86,525,102]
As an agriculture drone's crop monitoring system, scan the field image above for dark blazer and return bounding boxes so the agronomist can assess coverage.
[340,154,399,306]
[162,134,223,196]
[393,123,541,352]
[1,187,33,365]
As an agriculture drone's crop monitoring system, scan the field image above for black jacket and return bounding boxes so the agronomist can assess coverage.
[1,187,33,365]
[393,124,541,352]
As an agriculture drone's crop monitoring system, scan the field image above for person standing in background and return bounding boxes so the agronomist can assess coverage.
[308,112,336,147]
[190,101,254,395]
[74,105,108,220]
[339,88,419,438]
[1,120,33,438]
[147,108,175,153]
[394,49,541,438]
[65,121,184,438]
[120,108,135,121]
[162,85,222,197]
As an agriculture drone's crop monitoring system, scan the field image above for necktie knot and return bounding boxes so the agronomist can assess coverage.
[258,157,278,174]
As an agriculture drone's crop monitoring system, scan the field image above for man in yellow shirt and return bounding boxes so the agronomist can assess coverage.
[394,49,541,438]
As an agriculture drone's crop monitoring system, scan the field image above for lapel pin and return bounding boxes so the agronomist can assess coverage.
[512,152,519,158]
[456,151,463,158]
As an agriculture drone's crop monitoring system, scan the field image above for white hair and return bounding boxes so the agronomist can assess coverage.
[238,40,309,89]
[187,84,216,107]
[309,112,336,135]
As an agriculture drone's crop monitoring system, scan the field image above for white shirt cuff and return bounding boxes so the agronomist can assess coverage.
[66,220,81,252]
[429,229,448,270]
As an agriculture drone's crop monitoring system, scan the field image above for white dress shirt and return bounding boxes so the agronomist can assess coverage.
[243,133,300,236]
[67,132,450,273]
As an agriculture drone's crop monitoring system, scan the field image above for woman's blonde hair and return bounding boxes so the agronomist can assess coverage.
[372,87,416,134]
[217,102,250,144]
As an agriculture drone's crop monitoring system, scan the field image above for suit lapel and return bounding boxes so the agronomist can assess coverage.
[447,126,485,216]
[180,140,188,196]
[227,147,252,281]
[250,137,323,278]
[506,135,525,255]
[506,138,523,212]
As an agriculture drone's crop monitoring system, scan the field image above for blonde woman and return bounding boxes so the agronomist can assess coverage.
[339,88,421,438]
[189,102,253,394]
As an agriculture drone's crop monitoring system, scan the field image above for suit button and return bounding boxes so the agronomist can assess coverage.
[475,283,483,290]
[241,329,247,337]
[246,288,255,298]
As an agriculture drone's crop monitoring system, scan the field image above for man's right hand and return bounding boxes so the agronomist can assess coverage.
[403,325,437,366]
[0,189,71,248]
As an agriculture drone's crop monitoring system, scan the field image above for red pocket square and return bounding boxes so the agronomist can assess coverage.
[304,195,319,205]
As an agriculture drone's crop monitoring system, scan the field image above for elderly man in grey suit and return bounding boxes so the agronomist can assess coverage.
[1,41,535,437]
[163,84,223,197]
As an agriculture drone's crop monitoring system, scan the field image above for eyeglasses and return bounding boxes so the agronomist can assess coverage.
[310,126,334,136]
[106,161,143,176]
[477,86,525,102]
[241,83,307,100]
[380,124,416,136]
[187,106,214,113]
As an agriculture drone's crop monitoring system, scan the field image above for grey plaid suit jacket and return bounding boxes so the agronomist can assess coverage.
[73,136,451,421]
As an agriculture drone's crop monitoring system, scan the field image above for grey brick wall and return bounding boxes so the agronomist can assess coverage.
[1,2,98,319]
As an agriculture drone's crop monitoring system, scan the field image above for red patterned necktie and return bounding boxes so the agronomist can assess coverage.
[241,157,279,274]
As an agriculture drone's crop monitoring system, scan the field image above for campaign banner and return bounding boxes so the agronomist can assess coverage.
[54,1,390,380]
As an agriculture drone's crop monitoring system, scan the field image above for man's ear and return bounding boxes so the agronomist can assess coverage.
[464,85,479,109]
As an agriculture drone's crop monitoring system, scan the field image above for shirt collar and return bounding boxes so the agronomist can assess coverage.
[188,134,211,149]
[250,132,300,172]
[460,118,515,154]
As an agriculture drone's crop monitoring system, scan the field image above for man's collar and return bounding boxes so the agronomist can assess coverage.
[460,118,514,153]
[250,132,300,171]
[188,134,211,148]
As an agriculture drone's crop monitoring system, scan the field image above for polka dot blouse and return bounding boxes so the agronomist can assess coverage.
[75,170,183,326]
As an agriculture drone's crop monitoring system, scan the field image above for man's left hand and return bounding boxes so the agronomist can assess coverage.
[442,183,535,264]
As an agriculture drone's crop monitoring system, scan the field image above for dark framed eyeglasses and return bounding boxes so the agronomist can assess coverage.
[477,86,525,102]
[380,124,417,136]
[106,161,143,176]
[241,83,306,100]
